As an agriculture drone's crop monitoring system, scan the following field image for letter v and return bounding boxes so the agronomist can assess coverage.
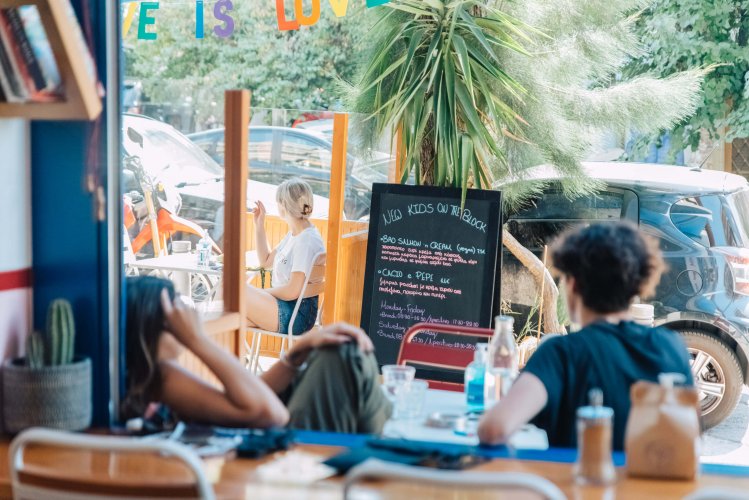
[328,0,348,17]
[122,2,138,37]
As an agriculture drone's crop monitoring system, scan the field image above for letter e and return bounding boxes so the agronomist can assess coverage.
[138,2,159,41]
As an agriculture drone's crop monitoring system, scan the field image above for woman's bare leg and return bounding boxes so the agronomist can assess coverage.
[245,285,280,331]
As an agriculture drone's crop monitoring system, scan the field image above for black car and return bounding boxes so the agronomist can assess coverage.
[503,162,749,428]
[187,126,393,221]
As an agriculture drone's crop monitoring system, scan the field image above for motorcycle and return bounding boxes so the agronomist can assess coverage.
[123,126,221,258]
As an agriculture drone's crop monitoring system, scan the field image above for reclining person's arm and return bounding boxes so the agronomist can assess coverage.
[159,291,289,427]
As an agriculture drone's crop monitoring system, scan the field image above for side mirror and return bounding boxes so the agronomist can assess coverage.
[127,127,144,148]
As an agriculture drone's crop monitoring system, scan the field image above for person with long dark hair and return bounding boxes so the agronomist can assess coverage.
[123,276,390,432]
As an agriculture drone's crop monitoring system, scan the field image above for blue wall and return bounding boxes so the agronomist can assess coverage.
[31,0,112,426]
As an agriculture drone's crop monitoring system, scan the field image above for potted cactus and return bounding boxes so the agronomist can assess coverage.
[2,299,92,433]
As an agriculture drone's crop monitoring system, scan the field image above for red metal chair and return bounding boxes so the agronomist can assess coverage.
[396,322,493,392]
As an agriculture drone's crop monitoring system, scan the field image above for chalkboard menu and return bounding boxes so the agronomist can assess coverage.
[361,184,503,367]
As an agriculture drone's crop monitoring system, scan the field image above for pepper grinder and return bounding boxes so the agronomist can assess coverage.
[574,388,616,485]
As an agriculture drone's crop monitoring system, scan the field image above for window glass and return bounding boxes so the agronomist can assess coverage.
[513,190,624,221]
[670,196,738,248]
[507,190,626,252]
[249,129,273,166]
[280,133,331,170]
[728,189,749,247]
[141,129,222,185]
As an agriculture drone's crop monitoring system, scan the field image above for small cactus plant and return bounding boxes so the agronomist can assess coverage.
[25,299,76,368]
[26,331,45,369]
[46,299,76,366]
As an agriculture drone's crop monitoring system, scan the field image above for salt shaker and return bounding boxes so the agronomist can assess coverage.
[574,388,616,485]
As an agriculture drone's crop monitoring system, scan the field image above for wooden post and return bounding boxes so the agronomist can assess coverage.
[222,90,250,353]
[323,113,349,324]
[388,125,405,183]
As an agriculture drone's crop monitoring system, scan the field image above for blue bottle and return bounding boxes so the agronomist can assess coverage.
[465,343,488,413]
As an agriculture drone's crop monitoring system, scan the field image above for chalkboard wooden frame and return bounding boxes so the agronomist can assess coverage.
[360,183,503,369]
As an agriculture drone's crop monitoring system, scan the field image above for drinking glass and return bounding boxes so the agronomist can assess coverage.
[396,379,429,420]
[381,365,415,403]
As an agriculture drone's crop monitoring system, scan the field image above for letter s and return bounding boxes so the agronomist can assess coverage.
[213,0,234,38]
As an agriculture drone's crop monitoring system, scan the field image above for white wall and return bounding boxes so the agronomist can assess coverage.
[0,119,31,432]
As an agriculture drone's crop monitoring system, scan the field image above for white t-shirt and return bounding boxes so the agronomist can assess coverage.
[272,227,326,288]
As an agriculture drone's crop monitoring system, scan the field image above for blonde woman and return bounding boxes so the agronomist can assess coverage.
[247,178,326,334]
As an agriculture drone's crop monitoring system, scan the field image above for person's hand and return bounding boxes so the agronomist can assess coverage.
[287,323,374,366]
[252,201,266,225]
[160,289,203,348]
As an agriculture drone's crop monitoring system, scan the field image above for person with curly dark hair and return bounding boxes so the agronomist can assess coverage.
[478,222,693,450]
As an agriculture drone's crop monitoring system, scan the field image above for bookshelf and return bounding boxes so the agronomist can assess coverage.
[0,0,101,120]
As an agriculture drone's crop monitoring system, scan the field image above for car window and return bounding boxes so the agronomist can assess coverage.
[192,132,222,162]
[249,129,273,166]
[280,133,331,170]
[728,189,749,247]
[512,190,624,220]
[140,128,223,185]
[507,190,628,252]
[670,196,739,248]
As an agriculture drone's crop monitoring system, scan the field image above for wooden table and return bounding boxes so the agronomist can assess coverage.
[2,437,748,500]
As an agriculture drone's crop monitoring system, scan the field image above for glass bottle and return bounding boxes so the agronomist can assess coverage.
[465,343,488,413]
[484,315,518,408]
[574,388,616,485]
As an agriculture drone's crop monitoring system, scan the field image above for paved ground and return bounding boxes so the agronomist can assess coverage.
[702,387,749,465]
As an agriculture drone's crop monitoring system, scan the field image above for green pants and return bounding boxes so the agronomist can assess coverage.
[282,343,392,434]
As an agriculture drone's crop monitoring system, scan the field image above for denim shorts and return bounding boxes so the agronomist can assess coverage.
[277,296,319,335]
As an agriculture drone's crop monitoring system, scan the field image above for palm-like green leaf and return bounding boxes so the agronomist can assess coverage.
[346,0,534,195]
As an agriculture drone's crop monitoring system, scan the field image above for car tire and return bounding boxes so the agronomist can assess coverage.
[677,330,743,429]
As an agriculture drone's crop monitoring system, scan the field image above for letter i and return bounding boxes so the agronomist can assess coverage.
[196,0,204,39]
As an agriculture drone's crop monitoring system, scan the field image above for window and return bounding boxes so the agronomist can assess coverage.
[249,129,273,167]
[280,133,331,170]
[507,189,631,251]
[670,196,739,248]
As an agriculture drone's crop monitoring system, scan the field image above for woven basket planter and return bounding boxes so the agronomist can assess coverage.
[2,357,92,434]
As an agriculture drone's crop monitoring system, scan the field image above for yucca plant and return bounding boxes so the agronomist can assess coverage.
[346,0,535,204]
[347,0,705,333]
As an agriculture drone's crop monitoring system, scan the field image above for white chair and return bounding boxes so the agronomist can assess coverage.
[244,251,326,373]
[684,487,749,500]
[9,427,215,500]
[343,458,567,500]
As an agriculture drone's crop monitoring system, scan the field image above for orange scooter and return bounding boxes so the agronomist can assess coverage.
[123,127,221,257]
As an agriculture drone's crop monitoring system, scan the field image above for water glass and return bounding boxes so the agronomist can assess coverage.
[395,379,429,420]
[381,365,415,402]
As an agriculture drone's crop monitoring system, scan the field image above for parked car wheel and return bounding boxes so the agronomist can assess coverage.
[677,330,743,429]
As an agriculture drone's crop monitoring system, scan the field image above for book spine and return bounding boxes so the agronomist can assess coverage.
[0,26,22,102]
[4,8,46,93]
[0,10,36,97]
[0,10,28,100]
[18,5,61,93]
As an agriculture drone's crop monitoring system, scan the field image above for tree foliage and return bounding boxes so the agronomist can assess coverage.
[125,0,367,123]
[346,0,706,211]
[627,0,749,152]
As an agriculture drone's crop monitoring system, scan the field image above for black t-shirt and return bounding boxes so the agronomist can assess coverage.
[523,321,693,451]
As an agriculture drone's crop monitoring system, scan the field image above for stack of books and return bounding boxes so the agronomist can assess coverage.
[0,5,61,103]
